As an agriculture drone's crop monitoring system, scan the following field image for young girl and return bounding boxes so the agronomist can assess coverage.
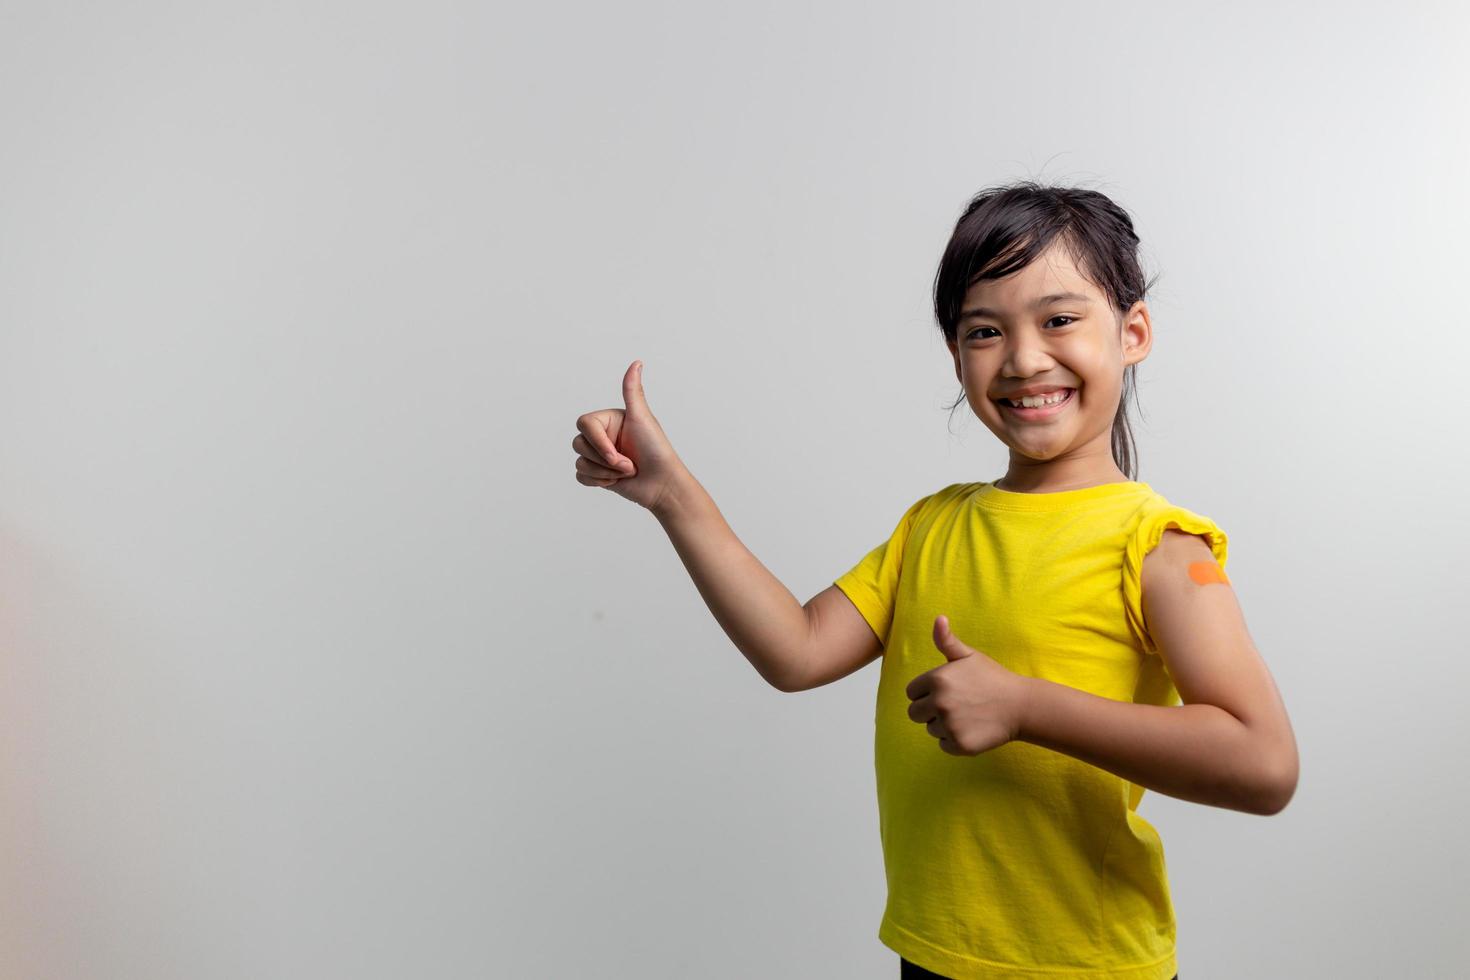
[572,181,1298,980]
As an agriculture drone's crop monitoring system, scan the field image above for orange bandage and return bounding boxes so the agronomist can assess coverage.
[1188,560,1231,586]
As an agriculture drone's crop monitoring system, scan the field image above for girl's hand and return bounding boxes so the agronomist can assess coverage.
[573,360,690,514]
[906,615,1031,756]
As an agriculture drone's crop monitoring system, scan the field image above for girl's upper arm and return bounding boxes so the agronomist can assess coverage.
[787,584,884,694]
[1141,529,1299,790]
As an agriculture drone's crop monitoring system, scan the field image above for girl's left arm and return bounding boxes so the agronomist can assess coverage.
[1018,529,1299,815]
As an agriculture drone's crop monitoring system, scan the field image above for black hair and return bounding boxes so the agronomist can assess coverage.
[933,180,1159,480]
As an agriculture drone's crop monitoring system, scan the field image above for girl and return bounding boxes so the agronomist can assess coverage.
[572,181,1298,980]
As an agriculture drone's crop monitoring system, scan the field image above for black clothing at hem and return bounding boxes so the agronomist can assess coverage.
[900,956,1177,979]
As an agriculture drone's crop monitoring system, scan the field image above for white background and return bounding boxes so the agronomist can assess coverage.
[1,2,1466,977]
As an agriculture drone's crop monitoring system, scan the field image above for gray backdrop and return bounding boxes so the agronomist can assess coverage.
[1,1,1466,978]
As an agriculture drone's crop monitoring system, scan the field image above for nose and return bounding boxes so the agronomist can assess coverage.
[1001,333,1057,379]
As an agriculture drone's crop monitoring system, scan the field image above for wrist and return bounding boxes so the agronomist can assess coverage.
[650,465,700,523]
[1014,675,1044,744]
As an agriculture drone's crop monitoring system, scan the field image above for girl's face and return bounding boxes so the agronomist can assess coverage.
[946,241,1151,481]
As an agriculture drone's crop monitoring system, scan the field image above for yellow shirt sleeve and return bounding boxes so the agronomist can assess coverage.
[833,490,938,648]
[1121,503,1229,655]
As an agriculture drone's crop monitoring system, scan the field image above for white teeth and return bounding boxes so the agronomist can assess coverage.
[1007,389,1070,408]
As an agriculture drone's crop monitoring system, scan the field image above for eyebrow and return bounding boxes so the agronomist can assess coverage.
[960,292,1094,322]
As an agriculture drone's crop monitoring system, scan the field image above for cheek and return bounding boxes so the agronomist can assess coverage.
[1071,351,1123,395]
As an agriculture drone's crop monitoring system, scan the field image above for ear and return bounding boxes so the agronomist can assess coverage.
[946,336,962,384]
[1120,301,1152,368]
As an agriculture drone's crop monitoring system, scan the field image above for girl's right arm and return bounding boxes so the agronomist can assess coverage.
[654,477,883,694]
[574,360,875,693]
[647,469,813,692]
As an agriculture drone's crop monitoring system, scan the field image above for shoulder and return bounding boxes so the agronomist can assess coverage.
[1127,492,1229,565]
[1137,501,1233,635]
[1120,492,1230,653]
[873,482,970,543]
[906,481,977,518]
[1142,525,1226,590]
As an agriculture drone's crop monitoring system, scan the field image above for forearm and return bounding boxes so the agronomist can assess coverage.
[651,468,808,692]
[1017,677,1285,815]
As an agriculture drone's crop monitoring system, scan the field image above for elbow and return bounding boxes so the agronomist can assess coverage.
[1266,769,1299,815]
[1254,753,1300,816]
[768,649,815,694]
[1256,781,1295,816]
[768,669,807,695]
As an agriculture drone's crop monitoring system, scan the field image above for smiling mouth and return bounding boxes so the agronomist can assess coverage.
[995,387,1076,418]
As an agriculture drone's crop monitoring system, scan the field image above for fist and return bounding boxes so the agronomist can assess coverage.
[905,615,1030,756]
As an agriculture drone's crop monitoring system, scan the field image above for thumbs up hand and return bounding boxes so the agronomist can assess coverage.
[573,360,691,515]
[905,615,1031,756]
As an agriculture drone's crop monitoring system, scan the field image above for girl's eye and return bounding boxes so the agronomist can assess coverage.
[966,316,1075,341]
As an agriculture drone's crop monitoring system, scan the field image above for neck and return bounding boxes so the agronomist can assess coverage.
[996,451,1131,494]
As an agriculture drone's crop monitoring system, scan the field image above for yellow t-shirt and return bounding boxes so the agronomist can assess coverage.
[834,480,1228,980]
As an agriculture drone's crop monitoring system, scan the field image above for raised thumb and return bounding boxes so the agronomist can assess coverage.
[622,359,650,416]
[934,615,972,661]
